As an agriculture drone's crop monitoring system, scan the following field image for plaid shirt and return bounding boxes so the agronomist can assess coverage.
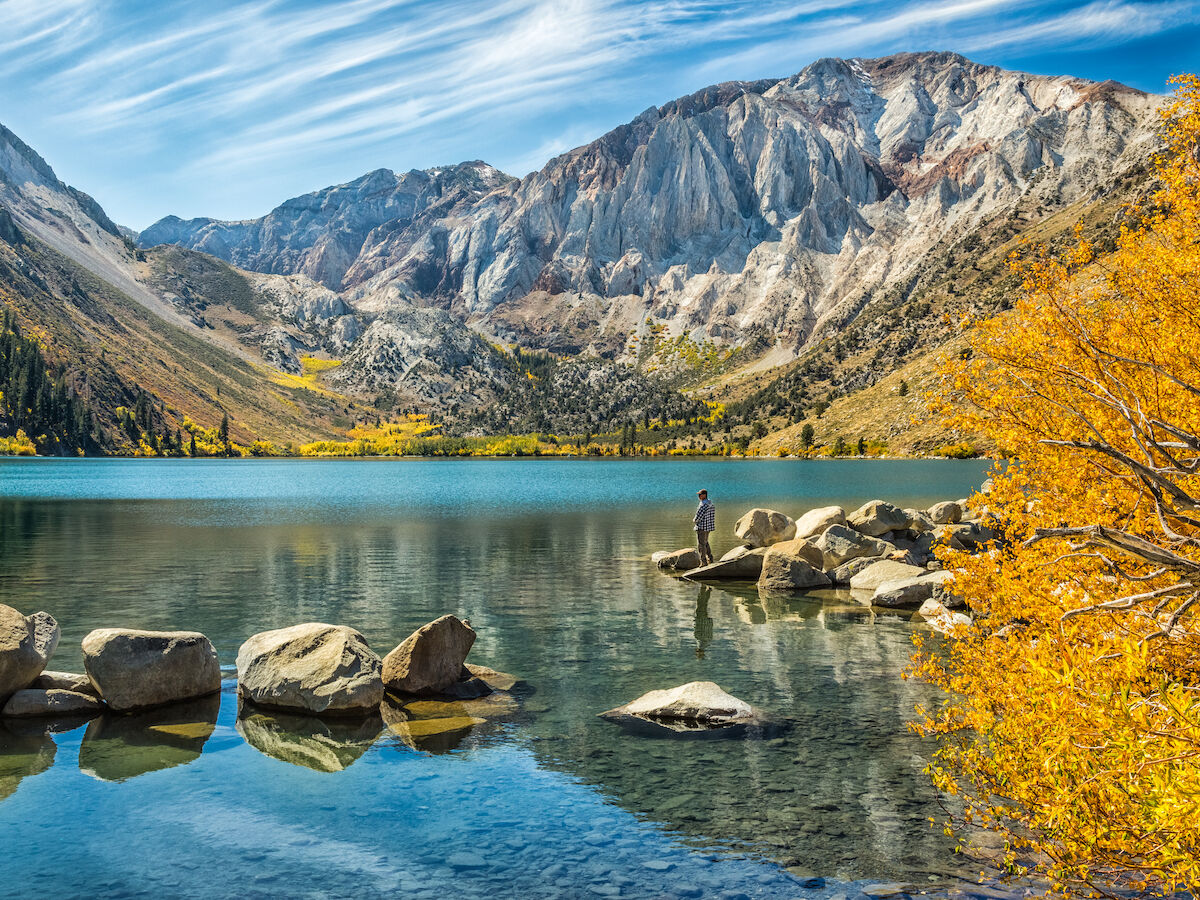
[693,499,715,532]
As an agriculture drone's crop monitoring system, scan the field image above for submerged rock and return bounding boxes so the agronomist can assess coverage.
[733,508,796,548]
[2,688,103,719]
[82,628,221,712]
[601,681,757,729]
[383,615,476,697]
[0,606,59,703]
[462,663,520,692]
[237,623,384,715]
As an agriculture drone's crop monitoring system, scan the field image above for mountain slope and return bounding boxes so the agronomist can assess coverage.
[143,52,1162,363]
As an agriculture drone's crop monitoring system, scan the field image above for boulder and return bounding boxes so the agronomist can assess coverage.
[82,629,220,713]
[719,544,753,561]
[813,524,894,570]
[733,508,796,548]
[2,688,103,719]
[918,599,972,635]
[872,571,958,608]
[382,615,476,697]
[758,546,831,594]
[0,606,59,702]
[847,500,911,537]
[32,671,97,695]
[927,501,962,525]
[794,506,846,539]
[601,681,755,725]
[684,547,768,580]
[764,537,823,568]
[828,556,883,586]
[849,560,926,593]
[237,623,383,715]
[937,522,995,549]
[904,509,935,533]
[654,548,701,571]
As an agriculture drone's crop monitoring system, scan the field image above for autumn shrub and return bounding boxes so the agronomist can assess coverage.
[916,76,1200,894]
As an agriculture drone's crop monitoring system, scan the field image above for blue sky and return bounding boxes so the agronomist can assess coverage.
[2,0,1197,229]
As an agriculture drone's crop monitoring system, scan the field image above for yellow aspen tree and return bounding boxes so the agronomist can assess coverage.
[915,76,1200,895]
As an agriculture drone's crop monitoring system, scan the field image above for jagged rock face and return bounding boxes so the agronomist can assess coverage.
[139,52,1162,358]
[141,162,516,291]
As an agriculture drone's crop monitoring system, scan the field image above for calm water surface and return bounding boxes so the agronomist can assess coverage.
[0,458,993,899]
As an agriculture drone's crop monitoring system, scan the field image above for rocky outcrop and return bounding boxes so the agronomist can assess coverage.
[601,682,756,726]
[733,509,796,548]
[2,688,103,718]
[0,606,59,703]
[82,629,221,713]
[382,615,477,697]
[236,623,384,715]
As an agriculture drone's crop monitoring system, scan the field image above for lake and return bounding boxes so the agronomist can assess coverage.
[0,457,994,899]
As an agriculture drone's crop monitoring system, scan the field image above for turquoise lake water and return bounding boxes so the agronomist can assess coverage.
[0,458,994,899]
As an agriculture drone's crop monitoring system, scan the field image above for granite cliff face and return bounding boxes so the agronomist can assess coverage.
[142,52,1161,361]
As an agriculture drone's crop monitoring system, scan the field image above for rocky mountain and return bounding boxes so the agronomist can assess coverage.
[143,52,1162,363]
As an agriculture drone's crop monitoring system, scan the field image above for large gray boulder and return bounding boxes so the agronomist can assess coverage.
[927,501,962,525]
[0,606,59,703]
[685,547,768,580]
[237,623,384,715]
[383,615,476,697]
[794,505,846,539]
[847,500,911,537]
[601,682,755,725]
[849,560,926,593]
[758,544,831,594]
[2,688,103,719]
[813,524,894,570]
[653,548,700,571]
[83,629,221,713]
[733,508,796,548]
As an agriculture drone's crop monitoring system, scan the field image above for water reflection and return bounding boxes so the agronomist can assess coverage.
[236,707,383,772]
[0,722,56,800]
[693,585,713,658]
[79,694,220,782]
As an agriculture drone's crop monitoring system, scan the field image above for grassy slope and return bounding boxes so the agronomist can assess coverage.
[0,233,349,450]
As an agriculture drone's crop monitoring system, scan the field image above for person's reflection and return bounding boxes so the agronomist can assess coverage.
[694,584,714,658]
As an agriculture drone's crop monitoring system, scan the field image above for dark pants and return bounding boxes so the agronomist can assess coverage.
[696,530,713,565]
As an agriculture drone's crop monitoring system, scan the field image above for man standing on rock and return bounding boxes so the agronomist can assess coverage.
[693,489,715,566]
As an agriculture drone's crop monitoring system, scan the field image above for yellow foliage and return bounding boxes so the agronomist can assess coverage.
[917,77,1200,894]
[0,430,36,456]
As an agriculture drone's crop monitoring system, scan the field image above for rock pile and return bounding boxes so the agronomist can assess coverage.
[655,495,997,627]
[0,606,523,762]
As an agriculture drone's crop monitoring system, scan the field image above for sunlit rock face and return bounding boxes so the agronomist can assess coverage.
[140,52,1160,359]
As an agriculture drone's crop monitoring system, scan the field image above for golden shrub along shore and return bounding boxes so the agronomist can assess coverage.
[914,77,1200,894]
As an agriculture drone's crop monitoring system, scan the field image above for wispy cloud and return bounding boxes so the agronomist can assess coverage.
[0,0,1194,226]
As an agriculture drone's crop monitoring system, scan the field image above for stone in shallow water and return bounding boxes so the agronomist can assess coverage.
[606,682,754,723]
[31,671,96,696]
[0,605,59,703]
[462,663,520,692]
[383,615,476,696]
[83,628,221,712]
[237,622,383,715]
